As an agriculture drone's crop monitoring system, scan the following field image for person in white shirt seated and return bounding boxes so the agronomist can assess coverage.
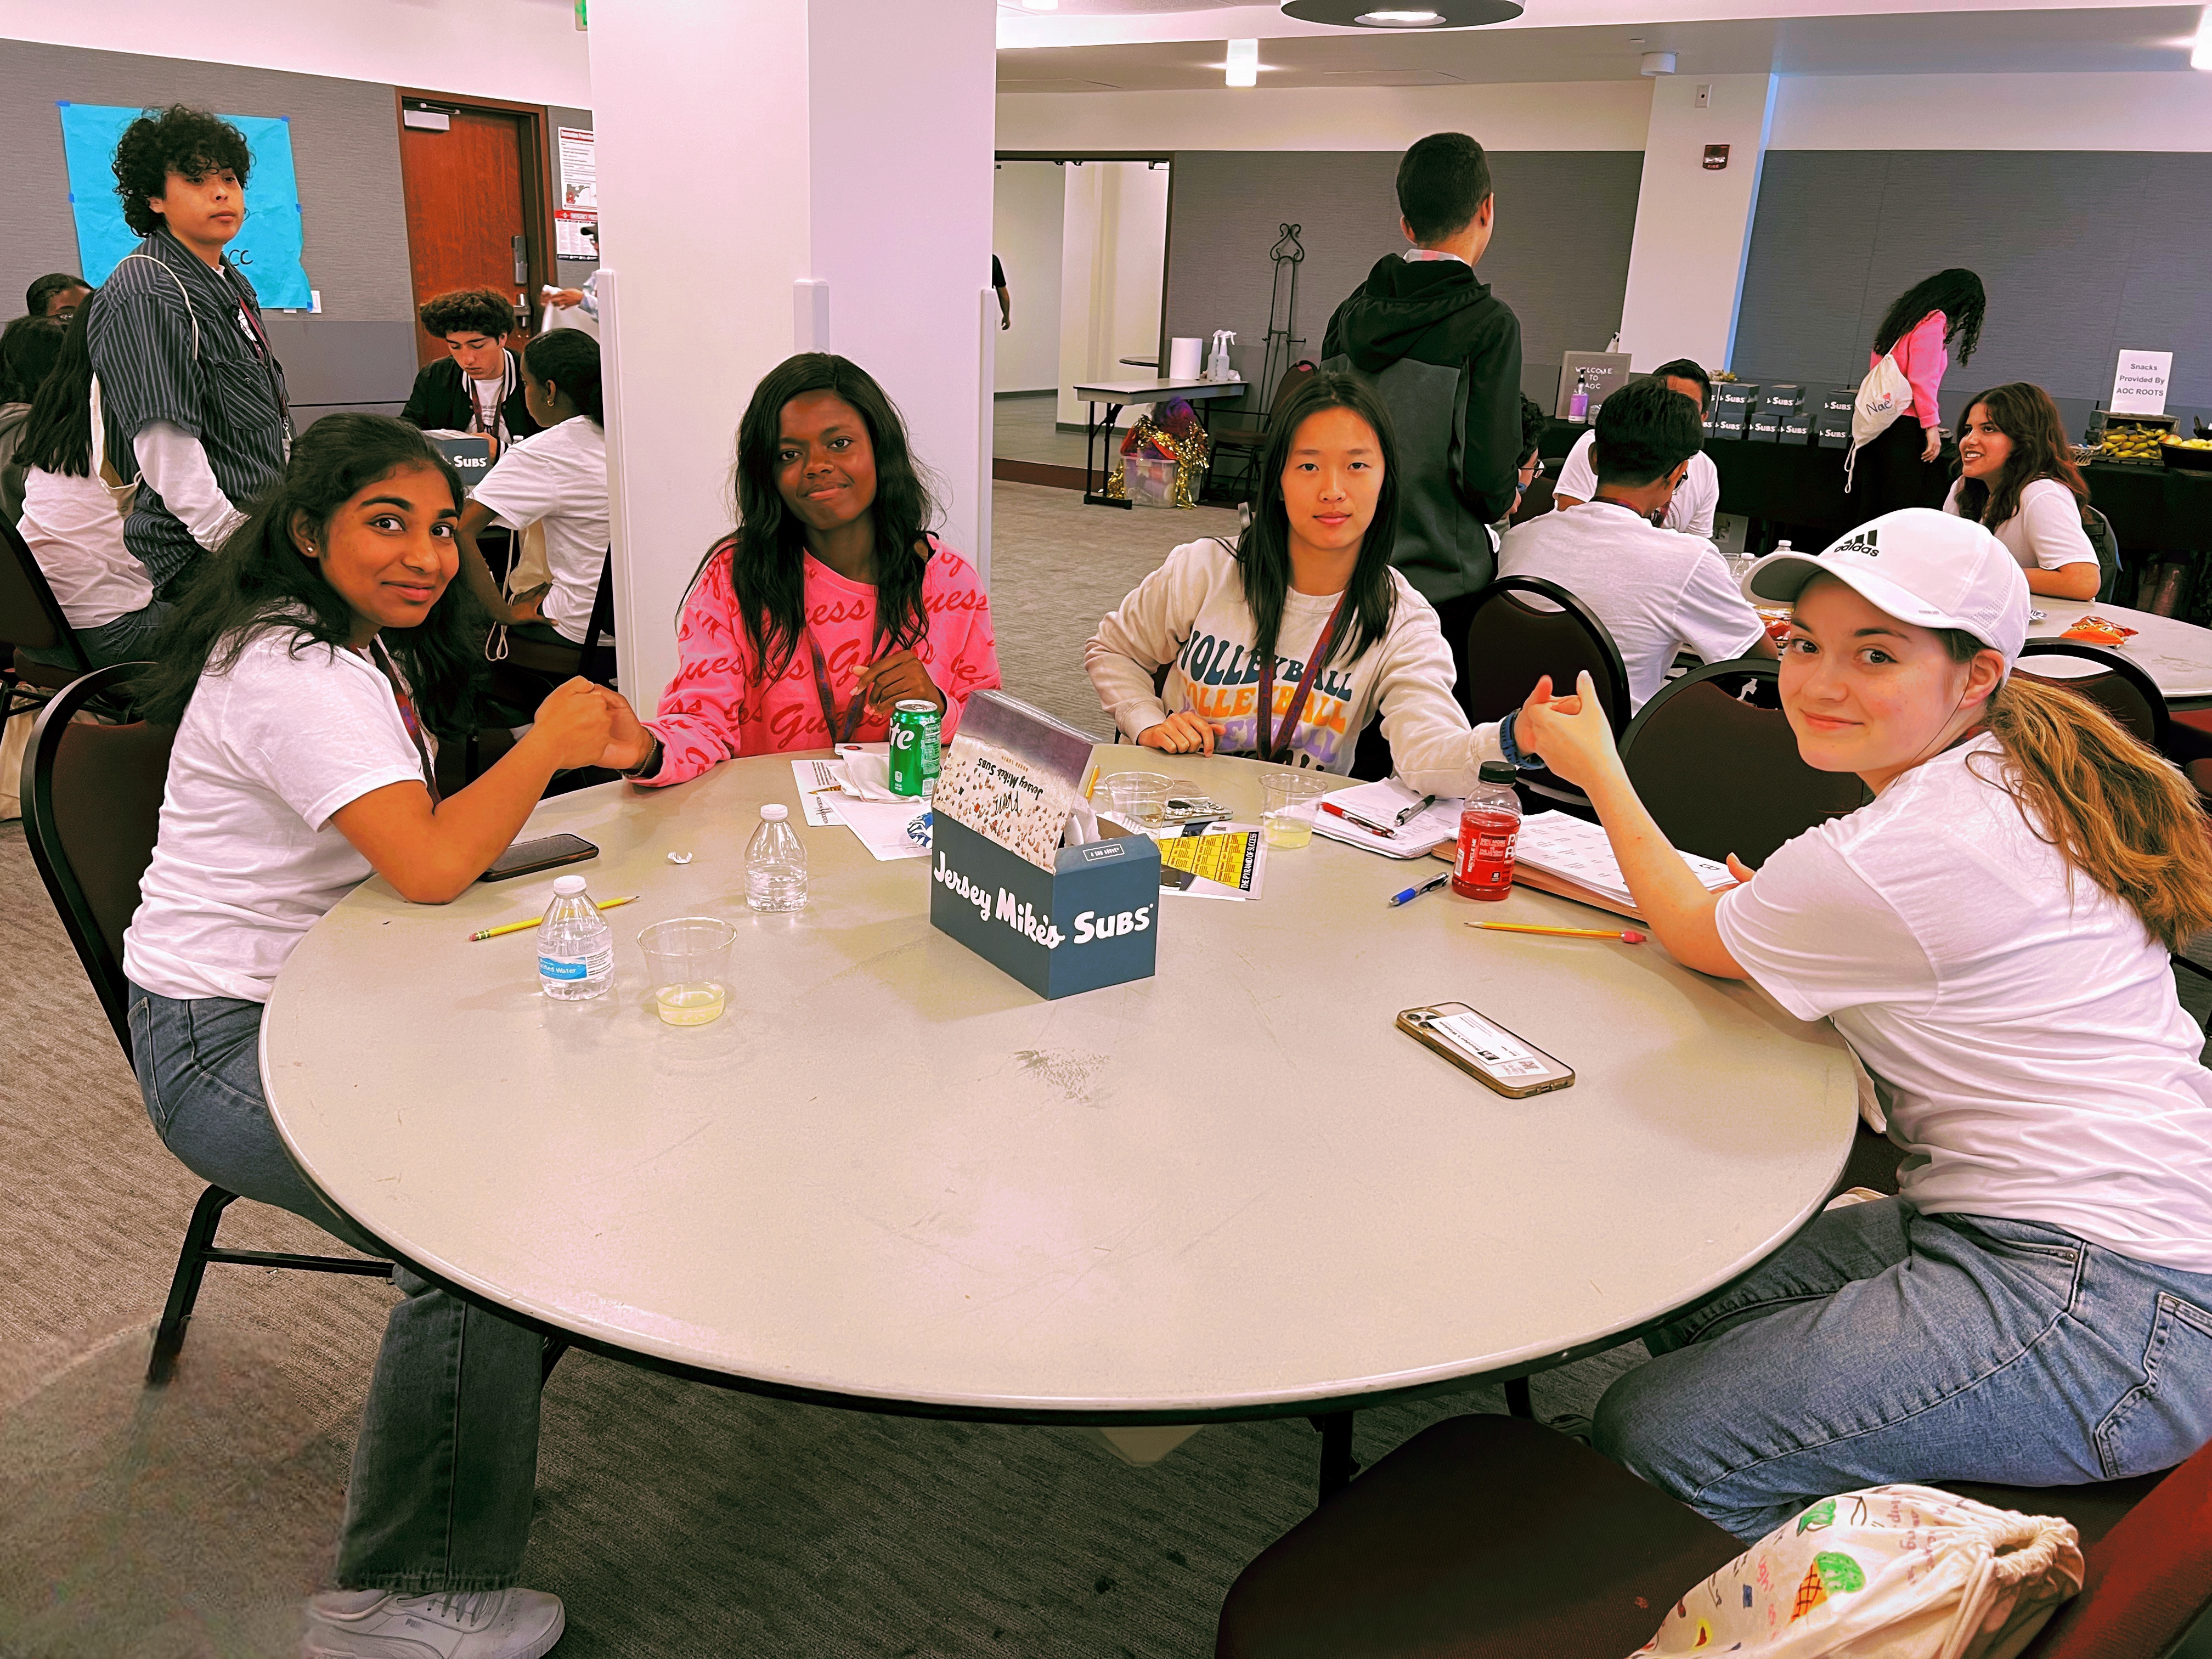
[1498,376,1772,712]
[1553,357,1719,537]
[124,414,645,1657]
[1517,507,2212,1543]
[1086,370,1553,794]
[12,295,172,670]
[453,330,608,687]
[1942,381,2101,601]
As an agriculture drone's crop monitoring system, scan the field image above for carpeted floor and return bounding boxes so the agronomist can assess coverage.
[1,482,1647,1659]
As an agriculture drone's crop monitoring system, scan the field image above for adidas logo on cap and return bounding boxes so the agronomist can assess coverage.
[1830,527,1880,560]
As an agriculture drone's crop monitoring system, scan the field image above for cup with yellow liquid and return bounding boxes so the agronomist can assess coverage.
[637,917,736,1026]
[1260,770,1329,849]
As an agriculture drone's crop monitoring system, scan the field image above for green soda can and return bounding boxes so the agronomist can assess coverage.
[889,699,942,798]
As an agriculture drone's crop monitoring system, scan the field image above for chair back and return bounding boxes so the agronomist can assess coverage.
[1618,659,1866,868]
[505,552,616,686]
[19,663,171,1060]
[1460,575,1630,731]
[2015,639,2168,752]
[2083,506,2120,605]
[0,514,82,659]
[2018,1437,2212,1659]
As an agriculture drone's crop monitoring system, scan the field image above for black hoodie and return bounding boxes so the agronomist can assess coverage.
[1322,253,1522,606]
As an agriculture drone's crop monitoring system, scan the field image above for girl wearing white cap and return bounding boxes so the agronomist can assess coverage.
[1517,507,2212,1541]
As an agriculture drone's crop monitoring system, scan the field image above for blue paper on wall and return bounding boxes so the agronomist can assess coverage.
[57,102,313,309]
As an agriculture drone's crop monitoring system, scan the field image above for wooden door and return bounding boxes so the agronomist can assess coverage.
[398,108,533,365]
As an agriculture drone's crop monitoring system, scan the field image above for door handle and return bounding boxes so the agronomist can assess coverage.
[512,234,529,284]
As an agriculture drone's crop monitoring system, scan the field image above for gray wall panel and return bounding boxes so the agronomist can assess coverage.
[1163,149,1643,421]
[261,319,420,409]
[1735,150,2212,432]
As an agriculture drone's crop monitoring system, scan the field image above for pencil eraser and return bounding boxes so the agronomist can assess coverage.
[1621,930,1647,945]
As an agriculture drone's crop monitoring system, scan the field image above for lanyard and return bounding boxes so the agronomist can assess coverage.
[467,357,512,443]
[1255,591,1347,765]
[805,625,876,745]
[367,640,442,806]
[225,274,292,447]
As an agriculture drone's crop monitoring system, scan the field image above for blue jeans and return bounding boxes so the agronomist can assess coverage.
[18,600,173,672]
[1594,1198,2212,1541]
[127,983,545,1592]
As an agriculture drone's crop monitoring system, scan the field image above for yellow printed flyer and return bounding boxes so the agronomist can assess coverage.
[1156,822,1266,901]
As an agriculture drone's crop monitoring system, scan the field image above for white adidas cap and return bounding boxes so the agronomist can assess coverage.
[1742,507,2031,665]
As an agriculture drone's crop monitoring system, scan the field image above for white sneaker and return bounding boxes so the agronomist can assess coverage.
[302,1588,565,1659]
[1824,1186,1889,1211]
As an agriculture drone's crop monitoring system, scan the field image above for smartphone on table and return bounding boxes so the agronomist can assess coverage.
[481,834,599,883]
[1397,1002,1575,1098]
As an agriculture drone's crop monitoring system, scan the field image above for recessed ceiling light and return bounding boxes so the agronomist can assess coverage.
[1227,38,1259,86]
[1281,0,1521,25]
[1357,9,1445,24]
[2195,7,2212,69]
[1021,0,1057,9]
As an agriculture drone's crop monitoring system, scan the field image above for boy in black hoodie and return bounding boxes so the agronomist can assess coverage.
[1323,133,1522,691]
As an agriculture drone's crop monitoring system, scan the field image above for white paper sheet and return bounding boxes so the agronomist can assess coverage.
[788,757,932,860]
[1312,777,1463,859]
[1514,811,1735,907]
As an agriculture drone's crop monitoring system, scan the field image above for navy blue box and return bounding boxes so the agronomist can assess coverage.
[929,814,1160,999]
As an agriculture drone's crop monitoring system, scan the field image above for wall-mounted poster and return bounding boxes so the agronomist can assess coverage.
[57,101,314,309]
[555,126,596,260]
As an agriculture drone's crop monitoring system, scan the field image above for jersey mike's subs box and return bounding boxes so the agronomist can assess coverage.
[928,691,1159,999]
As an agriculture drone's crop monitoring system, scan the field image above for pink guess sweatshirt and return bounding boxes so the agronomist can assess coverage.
[1875,310,1949,430]
[637,541,1001,787]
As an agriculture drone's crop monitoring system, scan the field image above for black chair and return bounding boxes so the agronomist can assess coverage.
[2083,505,2120,605]
[2015,637,2168,753]
[1617,658,1867,870]
[1460,575,1630,811]
[1215,1414,2209,1659]
[1,515,93,724]
[20,664,392,1386]
[1210,360,1318,503]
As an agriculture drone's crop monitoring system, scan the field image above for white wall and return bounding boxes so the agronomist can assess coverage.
[0,0,591,105]
[997,80,1654,155]
[1770,71,2212,151]
[1616,74,1776,372]
[1056,161,1170,426]
[993,161,1066,394]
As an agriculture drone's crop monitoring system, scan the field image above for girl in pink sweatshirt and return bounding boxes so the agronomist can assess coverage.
[1855,267,1987,517]
[605,354,1001,788]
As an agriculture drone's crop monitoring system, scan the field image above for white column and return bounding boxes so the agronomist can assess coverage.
[1615,73,1778,375]
[590,0,996,708]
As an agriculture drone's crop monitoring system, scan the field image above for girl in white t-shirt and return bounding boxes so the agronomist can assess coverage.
[1943,381,2102,601]
[1087,371,1537,795]
[1519,507,2212,1541]
[125,414,637,1656]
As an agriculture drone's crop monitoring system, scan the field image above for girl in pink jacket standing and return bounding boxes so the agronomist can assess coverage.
[1853,268,1987,517]
[603,354,1001,787]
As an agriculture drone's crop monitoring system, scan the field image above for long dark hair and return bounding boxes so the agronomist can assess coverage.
[0,313,65,405]
[137,415,485,736]
[523,329,602,427]
[1234,370,1401,674]
[690,352,937,679]
[1874,268,1986,364]
[16,298,97,476]
[1953,382,2090,533]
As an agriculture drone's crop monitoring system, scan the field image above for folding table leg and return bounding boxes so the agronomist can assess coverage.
[1311,1410,1358,1504]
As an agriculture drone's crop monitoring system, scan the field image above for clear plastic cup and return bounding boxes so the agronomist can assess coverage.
[1260,771,1329,849]
[636,917,735,1026]
[1102,771,1171,830]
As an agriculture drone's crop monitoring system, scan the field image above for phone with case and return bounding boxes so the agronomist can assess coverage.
[481,833,599,882]
[1396,1002,1575,1098]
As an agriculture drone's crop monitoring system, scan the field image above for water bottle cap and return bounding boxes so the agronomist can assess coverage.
[1477,761,1520,785]
[552,874,586,896]
[760,803,789,821]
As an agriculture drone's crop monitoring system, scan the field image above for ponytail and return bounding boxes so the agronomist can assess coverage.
[1943,633,2212,950]
[523,329,602,427]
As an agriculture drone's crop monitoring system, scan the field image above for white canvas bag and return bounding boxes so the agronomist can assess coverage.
[1843,350,1915,493]
[1629,1486,2084,1659]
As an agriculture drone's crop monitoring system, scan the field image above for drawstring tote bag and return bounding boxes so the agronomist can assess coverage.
[1844,350,1915,494]
[1630,1485,2084,1659]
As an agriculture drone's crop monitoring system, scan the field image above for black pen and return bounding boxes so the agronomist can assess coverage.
[1387,872,1453,907]
[1393,793,1437,827]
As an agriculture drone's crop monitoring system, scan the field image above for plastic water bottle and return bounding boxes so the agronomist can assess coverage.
[538,873,613,1000]
[746,803,809,912]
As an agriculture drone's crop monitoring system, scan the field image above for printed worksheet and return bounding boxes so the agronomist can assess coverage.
[1514,812,1735,907]
[1156,822,1266,900]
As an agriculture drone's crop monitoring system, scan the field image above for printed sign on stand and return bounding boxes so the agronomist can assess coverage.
[2111,350,2172,416]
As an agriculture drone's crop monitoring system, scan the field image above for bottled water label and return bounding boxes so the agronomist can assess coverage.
[540,955,589,981]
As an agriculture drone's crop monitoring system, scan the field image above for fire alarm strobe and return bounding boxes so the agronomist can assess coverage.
[1703,144,1730,170]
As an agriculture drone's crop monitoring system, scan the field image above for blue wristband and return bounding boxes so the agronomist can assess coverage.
[1499,708,1545,771]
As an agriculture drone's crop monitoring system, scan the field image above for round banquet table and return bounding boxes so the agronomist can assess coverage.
[262,748,1858,1426]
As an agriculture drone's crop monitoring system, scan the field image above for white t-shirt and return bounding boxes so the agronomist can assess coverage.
[17,466,153,629]
[1495,501,1768,712]
[1942,477,2098,574]
[1555,431,1720,538]
[123,628,431,1005]
[467,373,505,438]
[1716,735,2212,1273]
[473,415,608,644]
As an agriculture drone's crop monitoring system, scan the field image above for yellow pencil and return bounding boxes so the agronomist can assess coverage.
[1471,921,1646,944]
[470,895,636,941]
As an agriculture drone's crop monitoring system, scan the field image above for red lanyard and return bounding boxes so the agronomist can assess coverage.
[805,626,876,744]
[1255,592,1347,765]
[366,641,442,806]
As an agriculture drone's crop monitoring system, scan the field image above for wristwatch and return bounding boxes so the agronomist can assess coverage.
[1498,709,1545,771]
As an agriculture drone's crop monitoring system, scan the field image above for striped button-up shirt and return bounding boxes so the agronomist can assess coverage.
[88,227,291,594]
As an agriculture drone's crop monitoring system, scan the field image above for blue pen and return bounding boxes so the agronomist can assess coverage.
[1388,871,1453,907]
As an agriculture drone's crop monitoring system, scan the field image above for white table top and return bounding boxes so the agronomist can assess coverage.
[2028,598,2212,703]
[262,751,1857,1419]
[1072,377,1247,403]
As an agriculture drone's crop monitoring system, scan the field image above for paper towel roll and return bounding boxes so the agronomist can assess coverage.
[1168,337,1202,379]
